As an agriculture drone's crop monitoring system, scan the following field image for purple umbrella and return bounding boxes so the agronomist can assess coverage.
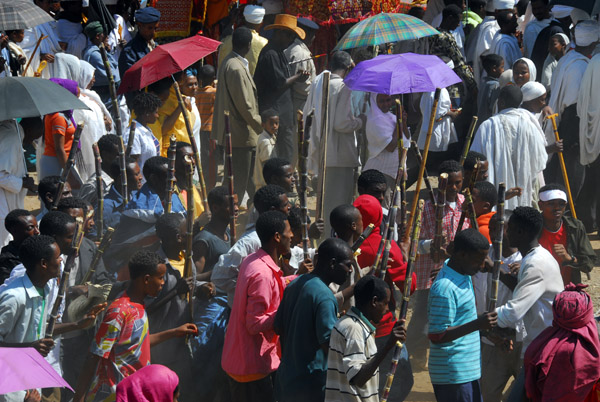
[0,347,73,394]
[344,53,462,95]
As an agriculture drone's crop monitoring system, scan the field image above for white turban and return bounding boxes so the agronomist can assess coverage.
[575,20,600,47]
[493,0,515,10]
[551,5,572,19]
[571,8,591,25]
[244,5,266,24]
[521,81,546,102]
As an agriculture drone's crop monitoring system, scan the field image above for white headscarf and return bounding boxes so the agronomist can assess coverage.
[366,92,397,158]
[51,52,80,81]
[78,60,95,90]
[521,81,546,102]
[578,54,600,165]
[513,57,537,83]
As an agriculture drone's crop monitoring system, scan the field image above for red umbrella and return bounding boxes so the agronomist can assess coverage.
[118,35,221,94]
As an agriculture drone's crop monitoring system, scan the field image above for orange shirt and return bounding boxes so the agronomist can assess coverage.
[43,112,75,157]
[477,211,495,243]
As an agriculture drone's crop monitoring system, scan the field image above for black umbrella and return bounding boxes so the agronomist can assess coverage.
[549,0,600,17]
[87,0,117,35]
[0,77,89,121]
[0,0,54,31]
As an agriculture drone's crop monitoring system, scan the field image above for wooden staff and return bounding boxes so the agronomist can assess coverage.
[461,188,479,231]
[381,199,424,402]
[405,89,441,241]
[172,79,209,212]
[125,120,136,157]
[465,161,480,194]
[45,218,85,338]
[92,143,104,242]
[455,162,480,234]
[183,155,196,322]
[165,135,176,214]
[23,34,47,76]
[411,143,436,206]
[380,188,400,280]
[315,71,331,221]
[224,111,237,245]
[432,173,448,263]
[488,183,505,311]
[81,227,115,284]
[351,223,375,255]
[51,123,83,210]
[117,135,128,204]
[298,109,313,259]
[99,43,122,137]
[546,113,577,219]
[459,116,478,166]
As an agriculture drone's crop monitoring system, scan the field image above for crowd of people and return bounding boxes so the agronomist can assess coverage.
[1,0,600,401]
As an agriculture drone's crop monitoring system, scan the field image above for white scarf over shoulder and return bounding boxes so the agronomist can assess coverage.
[578,53,600,165]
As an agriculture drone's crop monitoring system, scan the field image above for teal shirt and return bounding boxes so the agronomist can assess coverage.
[428,262,481,385]
[274,273,338,400]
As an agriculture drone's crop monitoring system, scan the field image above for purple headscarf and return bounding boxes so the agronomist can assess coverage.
[49,78,79,123]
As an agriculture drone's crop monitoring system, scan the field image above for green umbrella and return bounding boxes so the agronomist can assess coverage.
[334,13,438,51]
[0,77,89,121]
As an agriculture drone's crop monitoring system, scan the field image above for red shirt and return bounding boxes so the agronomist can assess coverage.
[539,224,571,284]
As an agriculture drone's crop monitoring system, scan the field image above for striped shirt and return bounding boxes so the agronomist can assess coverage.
[428,263,481,385]
[196,85,216,132]
[325,307,379,402]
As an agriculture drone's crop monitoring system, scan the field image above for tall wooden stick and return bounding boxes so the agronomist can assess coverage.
[488,183,505,311]
[99,43,122,137]
[92,143,104,242]
[432,173,448,263]
[23,35,47,76]
[183,155,196,322]
[125,120,136,158]
[380,187,400,280]
[411,143,436,206]
[117,135,128,205]
[546,113,577,218]
[316,71,331,221]
[51,123,83,210]
[298,109,313,259]
[459,116,478,166]
[81,227,115,284]
[165,135,176,214]
[224,112,236,245]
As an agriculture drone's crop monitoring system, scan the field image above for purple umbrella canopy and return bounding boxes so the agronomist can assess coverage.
[344,53,462,95]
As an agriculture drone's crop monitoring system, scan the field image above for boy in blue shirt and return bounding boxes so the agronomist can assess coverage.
[428,228,497,402]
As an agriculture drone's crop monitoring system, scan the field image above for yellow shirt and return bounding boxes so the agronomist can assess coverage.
[178,185,205,220]
[148,86,196,155]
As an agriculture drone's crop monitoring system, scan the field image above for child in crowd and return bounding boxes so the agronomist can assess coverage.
[125,92,162,173]
[196,64,218,189]
[254,109,280,189]
[471,180,498,242]
[6,30,28,77]
[478,54,504,122]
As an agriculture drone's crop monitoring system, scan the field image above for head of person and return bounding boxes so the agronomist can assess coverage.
[19,117,44,145]
[472,181,497,216]
[353,194,383,230]
[265,14,305,49]
[496,10,518,34]
[83,21,105,46]
[481,53,505,79]
[507,206,543,249]
[531,0,551,21]
[261,108,280,136]
[469,0,487,17]
[441,5,462,30]
[109,156,143,194]
[6,30,25,44]
[521,81,547,113]
[38,176,72,210]
[357,169,387,205]
[199,64,216,87]
[208,185,238,223]
[574,20,600,56]
[34,0,60,15]
[143,156,169,196]
[156,213,186,253]
[128,250,166,297]
[174,141,194,183]
[19,235,62,282]
[297,17,319,46]
[179,70,198,97]
[512,58,535,87]
[375,93,394,114]
[287,207,304,247]
[116,364,180,402]
[329,50,353,78]
[330,204,363,242]
[135,7,161,42]
[57,196,87,220]
[82,199,96,236]
[548,33,570,60]
[242,4,266,31]
[314,238,353,286]
[497,84,523,111]
[253,184,290,215]
[147,77,172,103]
[447,228,490,275]
[463,151,489,184]
[98,134,120,172]
[256,210,293,255]
[39,211,76,255]
[262,157,295,192]
[493,0,516,13]
[132,92,162,126]
[439,160,463,201]
[5,209,39,245]
[408,6,425,19]
[537,184,568,226]
[232,26,253,57]
[354,275,391,324]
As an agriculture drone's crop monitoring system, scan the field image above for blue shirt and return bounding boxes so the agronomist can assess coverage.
[125,183,185,216]
[83,43,120,87]
[103,184,126,229]
[118,34,150,78]
[274,273,338,400]
[427,262,481,385]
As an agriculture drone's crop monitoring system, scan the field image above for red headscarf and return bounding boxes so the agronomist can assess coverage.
[525,283,600,402]
[116,364,179,402]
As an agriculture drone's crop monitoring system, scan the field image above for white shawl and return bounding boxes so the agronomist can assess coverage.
[466,17,499,86]
[57,19,87,59]
[303,70,327,174]
[417,88,457,152]
[577,53,600,165]
[490,32,522,70]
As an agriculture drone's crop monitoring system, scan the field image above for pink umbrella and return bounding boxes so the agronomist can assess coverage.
[0,347,73,394]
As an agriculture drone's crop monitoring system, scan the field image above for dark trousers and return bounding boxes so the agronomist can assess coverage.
[433,380,483,402]
[200,130,218,190]
[228,374,275,402]
[226,146,255,204]
[575,156,600,232]
[275,120,294,164]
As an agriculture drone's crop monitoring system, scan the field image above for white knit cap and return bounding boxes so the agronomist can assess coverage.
[493,0,515,10]
[574,20,600,47]
[243,5,266,24]
[571,8,591,25]
[551,5,572,19]
[521,81,546,102]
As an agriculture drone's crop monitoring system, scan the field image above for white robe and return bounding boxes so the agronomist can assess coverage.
[548,49,589,119]
[577,53,600,165]
[466,17,499,86]
[470,108,548,210]
[489,32,522,70]
[523,18,551,58]
[417,88,457,152]
[25,21,63,78]
[107,14,133,64]
[0,121,27,247]
[57,19,87,59]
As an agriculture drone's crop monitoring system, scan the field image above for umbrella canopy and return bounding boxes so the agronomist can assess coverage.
[344,53,462,95]
[0,347,73,394]
[0,77,89,121]
[0,0,54,31]
[549,0,599,17]
[333,13,438,51]
[118,35,222,94]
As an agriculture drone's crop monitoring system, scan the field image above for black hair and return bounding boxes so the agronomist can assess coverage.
[473,181,498,205]
[496,10,515,27]
[57,197,87,213]
[5,30,24,37]
[200,64,215,82]
[442,4,462,19]
[539,183,566,194]
[253,184,287,214]
[453,228,490,253]
[329,50,353,71]
[155,213,185,243]
[129,250,161,280]
[464,151,487,170]
[408,6,425,18]
[330,204,360,235]
[288,206,303,232]
[20,235,57,274]
[143,156,169,181]
[131,92,162,116]
[512,59,530,71]
[38,176,61,201]
[108,156,138,181]
[469,0,486,10]
[354,275,389,308]
[481,53,504,73]
[207,186,229,210]
[315,237,352,270]
[5,209,34,232]
[256,210,288,245]
[357,169,387,191]
[510,206,544,238]
[232,26,252,49]
[260,108,279,123]
[98,134,120,155]
[439,160,463,176]
[39,211,75,237]
[262,158,291,184]
[147,76,173,97]
[176,141,192,152]
[498,85,523,109]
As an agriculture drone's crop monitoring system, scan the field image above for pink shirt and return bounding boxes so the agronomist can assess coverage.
[221,248,286,379]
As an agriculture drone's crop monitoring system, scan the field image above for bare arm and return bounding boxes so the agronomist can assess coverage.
[149,323,198,347]
[429,312,496,344]
[53,134,68,167]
